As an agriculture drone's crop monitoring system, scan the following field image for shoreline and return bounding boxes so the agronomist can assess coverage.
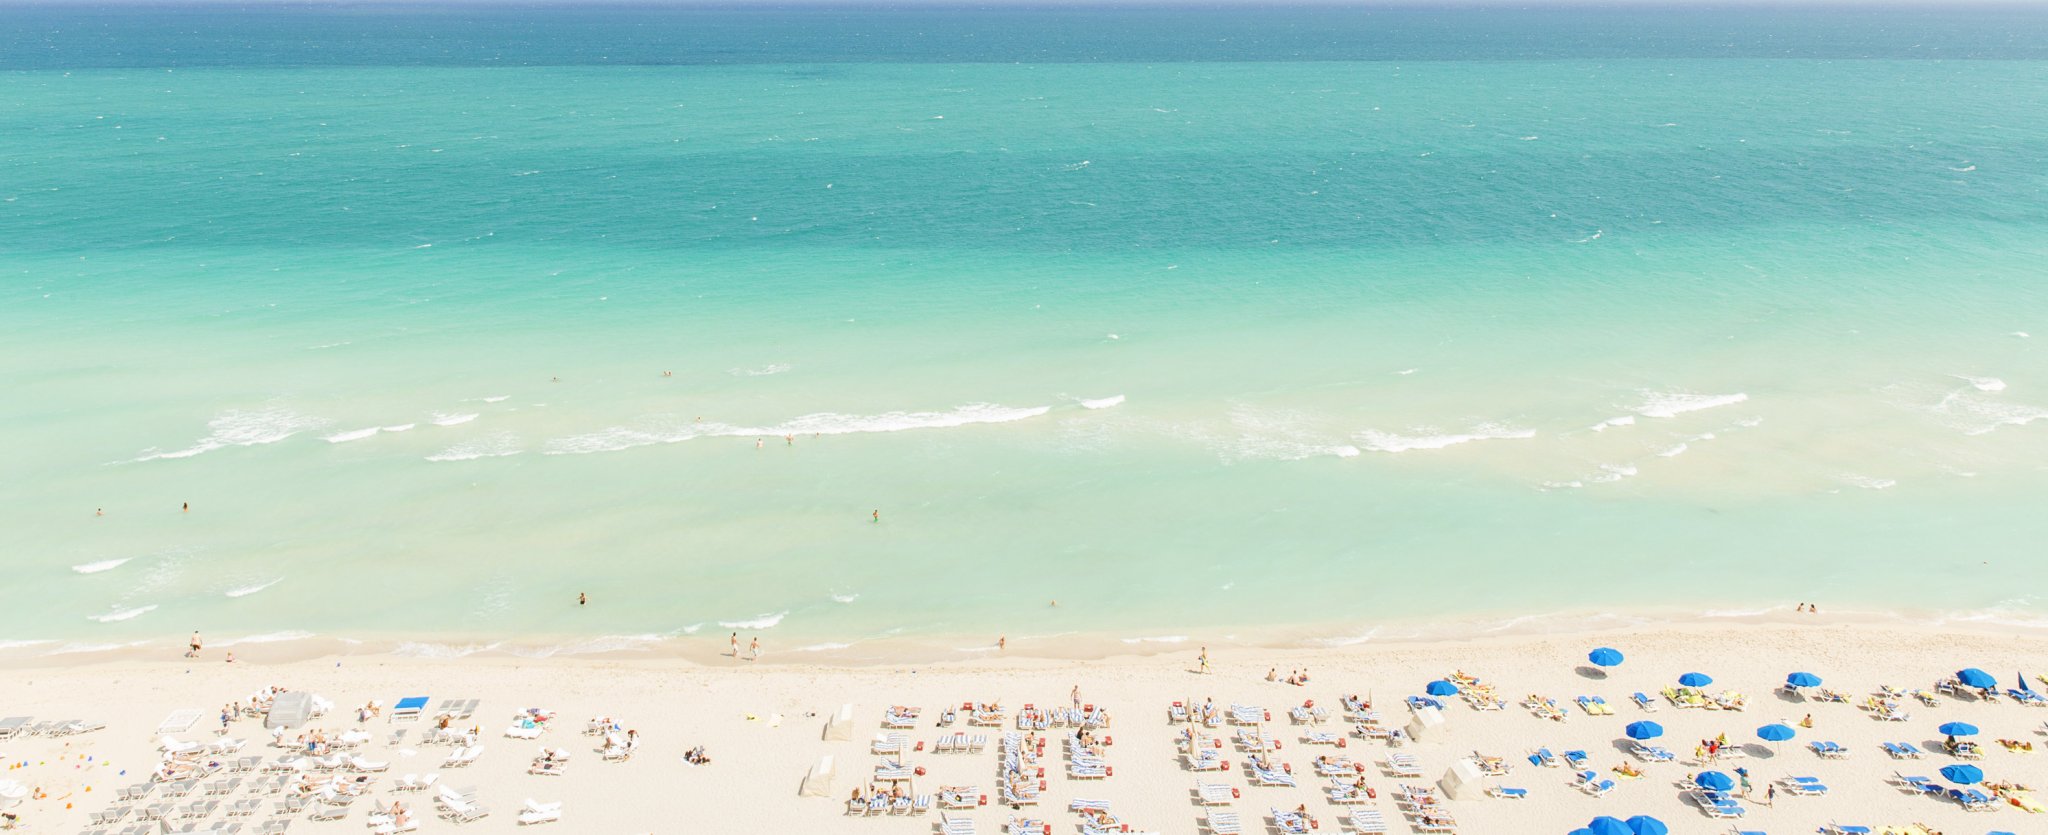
[8,604,2046,671]
[5,622,2048,833]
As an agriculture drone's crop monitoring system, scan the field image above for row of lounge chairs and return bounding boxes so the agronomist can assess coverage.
[0,715,104,740]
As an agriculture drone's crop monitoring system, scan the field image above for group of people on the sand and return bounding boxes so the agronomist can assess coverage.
[1267,667,1312,686]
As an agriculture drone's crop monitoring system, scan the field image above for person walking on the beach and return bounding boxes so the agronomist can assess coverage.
[730,633,740,658]
[872,509,879,523]
[1071,685,1081,709]
[187,631,203,658]
[748,636,760,661]
[997,635,1006,651]
[182,502,189,513]
[578,592,587,606]
[1198,646,1210,674]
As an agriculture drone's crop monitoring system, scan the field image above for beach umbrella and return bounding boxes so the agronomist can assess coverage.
[1941,764,1984,785]
[1568,830,1596,835]
[2019,672,2034,693]
[1693,770,1734,792]
[1957,668,1996,689]
[1756,724,1795,742]
[1625,816,1669,835]
[1785,672,1822,688]
[1623,721,1664,741]
[1425,680,1460,697]
[1588,647,1624,667]
[1584,817,1632,835]
[1937,721,1979,737]
[1678,672,1713,688]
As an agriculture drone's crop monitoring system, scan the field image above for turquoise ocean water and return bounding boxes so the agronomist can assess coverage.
[4,4,2048,659]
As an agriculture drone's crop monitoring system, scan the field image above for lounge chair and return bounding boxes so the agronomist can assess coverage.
[1630,743,1676,762]
[1821,825,1872,835]
[1581,778,1616,797]
[1487,786,1527,799]
[1195,782,1236,805]
[1630,692,1657,712]
[1347,809,1388,833]
[1205,810,1241,835]
[1701,799,1746,818]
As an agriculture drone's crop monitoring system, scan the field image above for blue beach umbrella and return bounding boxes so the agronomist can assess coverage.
[1957,668,1996,689]
[1694,771,1734,792]
[1678,672,1713,688]
[1425,680,1460,697]
[1568,830,1596,835]
[2020,672,2035,693]
[1785,672,1822,688]
[1941,764,1984,785]
[1625,816,1669,835]
[1624,721,1664,741]
[1756,724,1796,743]
[1937,721,1979,737]
[1588,647,1624,667]
[1585,817,1632,835]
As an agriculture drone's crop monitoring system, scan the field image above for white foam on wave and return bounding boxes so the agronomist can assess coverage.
[1590,463,1638,483]
[1927,389,2048,436]
[48,640,150,655]
[1395,369,1417,376]
[383,423,416,432]
[1953,375,2006,392]
[425,433,524,462]
[796,642,855,652]
[830,593,859,604]
[545,403,1053,455]
[431,412,479,426]
[1079,395,1125,409]
[1839,474,1897,490]
[1590,415,1636,432]
[323,427,383,443]
[1656,443,1689,458]
[393,641,503,659]
[1118,635,1188,644]
[1538,480,1585,491]
[1635,391,1749,419]
[130,407,327,462]
[482,396,509,403]
[0,639,56,651]
[1308,627,1381,648]
[225,578,282,598]
[215,630,315,647]
[718,611,788,630]
[72,558,131,574]
[1356,424,1536,453]
[88,604,158,623]
[728,364,792,377]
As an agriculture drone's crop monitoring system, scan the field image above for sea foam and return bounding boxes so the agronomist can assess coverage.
[718,611,788,630]
[225,578,283,598]
[1635,391,1749,419]
[88,604,158,623]
[1079,395,1126,409]
[131,407,326,462]
[1356,424,1536,453]
[72,558,131,574]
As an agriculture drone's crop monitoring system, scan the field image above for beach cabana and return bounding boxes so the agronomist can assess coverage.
[1588,648,1624,667]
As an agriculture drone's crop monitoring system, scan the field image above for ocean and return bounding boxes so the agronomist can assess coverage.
[4,3,2047,660]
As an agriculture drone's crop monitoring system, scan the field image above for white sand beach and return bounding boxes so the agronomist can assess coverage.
[3,623,2046,834]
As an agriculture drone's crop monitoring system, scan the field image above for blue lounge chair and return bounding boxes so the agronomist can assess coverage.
[1563,750,1589,768]
[1631,692,1658,711]
[1822,825,1871,835]
[390,697,430,723]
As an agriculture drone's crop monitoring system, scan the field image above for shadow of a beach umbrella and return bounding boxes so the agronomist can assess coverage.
[1625,816,1669,835]
[1425,680,1460,697]
[1756,723,1795,757]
